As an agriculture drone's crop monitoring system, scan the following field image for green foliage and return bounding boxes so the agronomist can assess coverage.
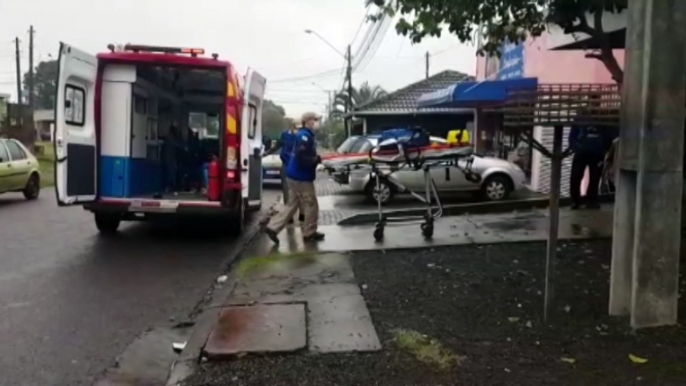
[332,81,387,117]
[23,60,58,109]
[262,99,289,140]
[369,0,627,83]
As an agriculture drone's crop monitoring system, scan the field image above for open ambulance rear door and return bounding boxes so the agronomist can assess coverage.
[240,69,266,210]
[54,43,98,206]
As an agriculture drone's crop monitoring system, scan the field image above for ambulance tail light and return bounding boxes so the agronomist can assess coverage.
[226,146,238,170]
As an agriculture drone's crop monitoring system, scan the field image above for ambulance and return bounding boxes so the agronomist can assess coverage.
[54,43,266,233]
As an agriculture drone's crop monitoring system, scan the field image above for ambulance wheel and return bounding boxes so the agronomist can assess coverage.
[373,226,384,241]
[226,199,245,234]
[94,213,121,234]
[421,222,434,239]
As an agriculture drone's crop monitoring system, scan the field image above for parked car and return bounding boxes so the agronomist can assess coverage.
[346,151,527,205]
[0,138,42,200]
[262,153,282,184]
[330,135,445,185]
[336,135,362,155]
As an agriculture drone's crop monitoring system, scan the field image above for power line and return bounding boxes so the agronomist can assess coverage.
[269,67,344,83]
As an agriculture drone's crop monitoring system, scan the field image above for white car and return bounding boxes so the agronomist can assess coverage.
[262,153,283,184]
[333,136,527,204]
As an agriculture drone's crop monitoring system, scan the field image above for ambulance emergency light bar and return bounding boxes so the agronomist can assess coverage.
[120,44,205,56]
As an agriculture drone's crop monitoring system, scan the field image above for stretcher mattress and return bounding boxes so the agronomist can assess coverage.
[322,144,474,169]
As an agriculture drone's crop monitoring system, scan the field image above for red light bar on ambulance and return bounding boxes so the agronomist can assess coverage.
[123,44,205,56]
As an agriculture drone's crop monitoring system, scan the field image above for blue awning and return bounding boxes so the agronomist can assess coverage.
[417,77,538,108]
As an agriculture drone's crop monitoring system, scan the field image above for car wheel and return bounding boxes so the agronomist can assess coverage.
[481,174,512,201]
[365,179,394,205]
[94,213,121,234]
[23,173,40,200]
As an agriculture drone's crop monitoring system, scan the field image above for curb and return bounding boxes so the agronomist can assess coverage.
[165,203,278,386]
[337,194,616,226]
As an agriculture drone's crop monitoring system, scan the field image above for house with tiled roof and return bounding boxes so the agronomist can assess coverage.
[347,70,475,138]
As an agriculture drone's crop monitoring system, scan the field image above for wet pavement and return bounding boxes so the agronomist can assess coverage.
[203,252,381,358]
[0,188,279,386]
[253,205,613,255]
[314,183,544,225]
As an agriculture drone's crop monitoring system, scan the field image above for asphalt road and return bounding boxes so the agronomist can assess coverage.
[0,188,279,386]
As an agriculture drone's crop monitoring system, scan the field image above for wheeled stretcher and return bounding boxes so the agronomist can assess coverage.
[323,141,481,241]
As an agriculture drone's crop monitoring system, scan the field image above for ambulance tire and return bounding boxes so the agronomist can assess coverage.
[226,199,246,234]
[94,212,121,234]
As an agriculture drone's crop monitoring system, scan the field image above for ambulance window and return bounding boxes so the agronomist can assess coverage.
[248,105,257,139]
[65,85,85,126]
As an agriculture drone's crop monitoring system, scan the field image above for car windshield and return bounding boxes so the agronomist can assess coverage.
[349,138,372,153]
[337,136,359,154]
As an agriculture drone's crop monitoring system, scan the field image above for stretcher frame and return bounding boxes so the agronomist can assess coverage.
[327,143,479,241]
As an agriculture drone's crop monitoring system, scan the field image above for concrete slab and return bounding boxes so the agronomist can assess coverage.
[256,206,614,254]
[217,253,382,353]
[306,285,382,352]
[203,304,307,358]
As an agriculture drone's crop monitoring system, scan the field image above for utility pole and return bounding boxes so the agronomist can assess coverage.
[28,26,35,112]
[15,37,22,105]
[345,44,353,137]
[425,51,430,79]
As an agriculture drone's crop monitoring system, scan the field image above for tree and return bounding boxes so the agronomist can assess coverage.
[332,81,387,117]
[23,60,58,109]
[369,0,627,84]
[262,99,289,141]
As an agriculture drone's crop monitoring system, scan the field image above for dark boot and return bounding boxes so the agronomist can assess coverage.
[304,232,325,242]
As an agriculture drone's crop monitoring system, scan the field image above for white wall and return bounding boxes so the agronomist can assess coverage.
[530,126,573,196]
[101,65,136,158]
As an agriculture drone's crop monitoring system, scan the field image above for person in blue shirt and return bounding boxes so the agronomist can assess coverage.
[266,119,298,204]
[266,112,324,243]
[568,113,615,210]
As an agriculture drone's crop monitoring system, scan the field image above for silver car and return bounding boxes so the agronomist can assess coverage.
[341,137,527,204]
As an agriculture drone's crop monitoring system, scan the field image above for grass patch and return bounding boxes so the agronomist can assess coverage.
[393,329,464,371]
[34,142,55,188]
[235,251,316,278]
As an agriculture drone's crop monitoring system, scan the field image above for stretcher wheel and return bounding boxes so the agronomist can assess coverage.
[421,222,434,239]
[374,226,385,241]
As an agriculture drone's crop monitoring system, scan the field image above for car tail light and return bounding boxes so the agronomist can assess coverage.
[226,146,237,170]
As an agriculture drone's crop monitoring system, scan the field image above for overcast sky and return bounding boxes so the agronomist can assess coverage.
[0,0,476,117]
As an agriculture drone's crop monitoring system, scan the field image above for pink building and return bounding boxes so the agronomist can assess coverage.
[473,33,624,194]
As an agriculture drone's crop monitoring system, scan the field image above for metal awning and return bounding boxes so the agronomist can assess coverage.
[417,78,539,109]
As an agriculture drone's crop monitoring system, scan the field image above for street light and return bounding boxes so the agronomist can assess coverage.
[305,29,353,137]
[304,29,346,59]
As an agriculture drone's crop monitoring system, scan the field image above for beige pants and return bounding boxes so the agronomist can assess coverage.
[268,178,319,236]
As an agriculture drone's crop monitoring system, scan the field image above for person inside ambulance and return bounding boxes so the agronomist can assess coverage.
[163,125,181,192]
[265,112,324,244]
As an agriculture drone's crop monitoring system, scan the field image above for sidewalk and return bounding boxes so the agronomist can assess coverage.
[184,238,686,386]
[250,205,614,255]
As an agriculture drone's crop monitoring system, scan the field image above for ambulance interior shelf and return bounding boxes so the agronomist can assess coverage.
[99,63,225,200]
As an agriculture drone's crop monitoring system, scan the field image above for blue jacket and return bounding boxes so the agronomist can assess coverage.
[569,125,609,156]
[279,129,297,164]
[286,128,318,182]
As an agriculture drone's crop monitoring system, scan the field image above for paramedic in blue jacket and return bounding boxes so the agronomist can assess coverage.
[568,115,613,210]
[266,112,324,243]
[265,119,298,204]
